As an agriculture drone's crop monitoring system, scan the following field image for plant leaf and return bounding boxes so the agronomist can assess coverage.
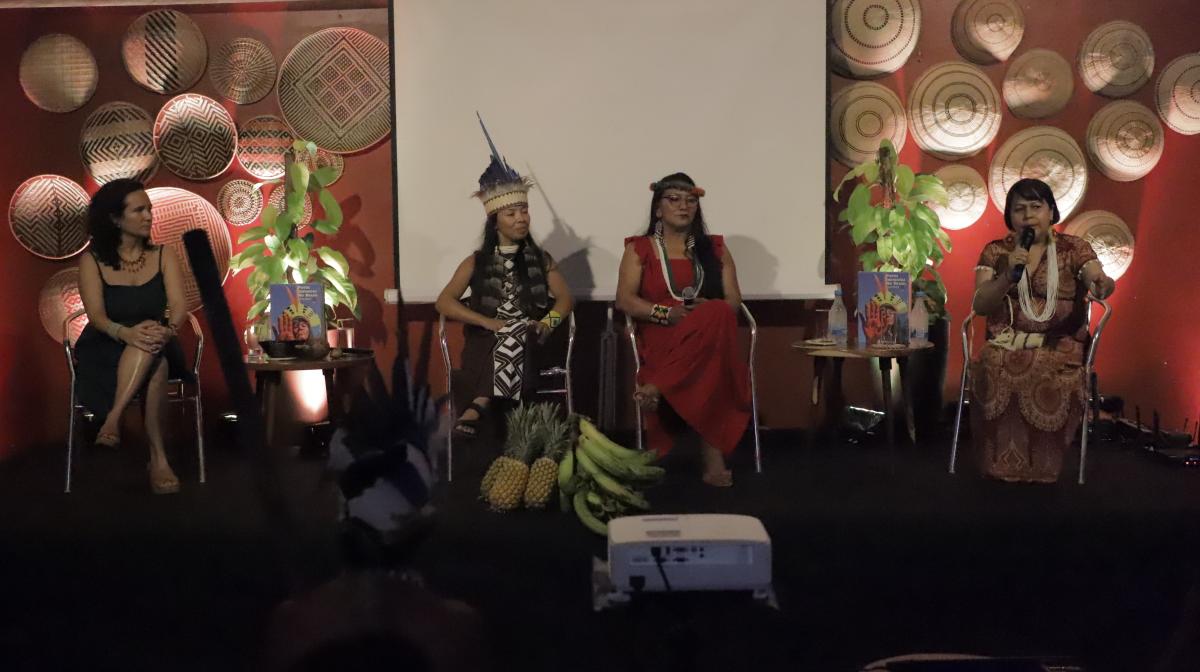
[237,225,269,245]
[289,161,310,200]
[246,299,270,322]
[895,165,915,198]
[313,166,339,188]
[317,189,343,230]
[260,203,278,230]
[316,246,349,277]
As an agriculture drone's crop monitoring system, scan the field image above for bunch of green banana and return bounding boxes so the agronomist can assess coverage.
[559,417,665,535]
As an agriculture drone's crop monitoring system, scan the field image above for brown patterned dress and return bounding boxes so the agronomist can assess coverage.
[970,232,1101,483]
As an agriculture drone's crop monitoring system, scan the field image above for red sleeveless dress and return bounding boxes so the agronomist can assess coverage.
[626,235,751,456]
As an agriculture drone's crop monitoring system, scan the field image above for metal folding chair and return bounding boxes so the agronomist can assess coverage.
[63,309,207,493]
[949,296,1112,484]
[438,312,576,482]
[624,302,762,473]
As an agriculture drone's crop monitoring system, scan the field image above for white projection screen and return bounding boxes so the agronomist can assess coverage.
[392,0,830,301]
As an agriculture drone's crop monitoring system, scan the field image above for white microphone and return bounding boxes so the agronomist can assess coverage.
[681,286,697,308]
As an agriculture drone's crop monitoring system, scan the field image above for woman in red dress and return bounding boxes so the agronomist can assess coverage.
[615,173,751,487]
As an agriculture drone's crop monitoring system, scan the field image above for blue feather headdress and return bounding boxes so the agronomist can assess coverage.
[472,112,533,214]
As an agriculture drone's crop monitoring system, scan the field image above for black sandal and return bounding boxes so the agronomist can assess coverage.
[453,401,487,439]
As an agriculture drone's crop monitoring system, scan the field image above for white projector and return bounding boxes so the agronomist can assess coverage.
[601,514,772,601]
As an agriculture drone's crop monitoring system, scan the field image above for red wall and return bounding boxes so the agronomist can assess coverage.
[0,5,397,457]
[829,0,1200,430]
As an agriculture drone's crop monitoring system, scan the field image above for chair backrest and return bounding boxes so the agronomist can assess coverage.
[960,296,1111,365]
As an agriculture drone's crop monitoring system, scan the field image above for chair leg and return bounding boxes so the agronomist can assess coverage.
[634,404,643,452]
[949,363,970,475]
[65,393,77,494]
[1078,378,1091,485]
[194,391,206,485]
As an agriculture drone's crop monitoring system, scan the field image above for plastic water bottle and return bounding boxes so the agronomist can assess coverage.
[910,291,929,346]
[828,288,848,346]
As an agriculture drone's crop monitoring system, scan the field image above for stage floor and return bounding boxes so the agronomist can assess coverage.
[2,429,1199,671]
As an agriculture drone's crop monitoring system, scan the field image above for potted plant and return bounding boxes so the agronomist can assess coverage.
[833,139,952,433]
[230,140,359,351]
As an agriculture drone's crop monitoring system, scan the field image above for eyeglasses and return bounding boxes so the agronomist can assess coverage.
[662,194,699,207]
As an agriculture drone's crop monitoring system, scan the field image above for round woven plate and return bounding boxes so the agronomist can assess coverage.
[930,165,987,231]
[122,9,207,95]
[1003,49,1074,120]
[79,101,159,185]
[951,0,1024,65]
[210,38,276,104]
[989,126,1088,220]
[217,179,263,226]
[39,268,87,344]
[305,148,345,186]
[1079,20,1154,98]
[277,27,391,154]
[153,93,237,181]
[1063,210,1135,280]
[830,0,922,80]
[19,33,97,113]
[908,61,1001,161]
[1086,100,1164,182]
[237,115,291,180]
[9,175,89,260]
[147,187,231,311]
[830,82,907,167]
[268,185,313,229]
[1155,52,1200,135]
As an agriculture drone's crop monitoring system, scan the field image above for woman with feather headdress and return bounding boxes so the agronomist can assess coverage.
[435,116,574,439]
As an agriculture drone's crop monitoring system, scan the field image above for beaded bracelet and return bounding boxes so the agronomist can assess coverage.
[649,304,671,325]
[539,310,562,330]
[105,322,123,341]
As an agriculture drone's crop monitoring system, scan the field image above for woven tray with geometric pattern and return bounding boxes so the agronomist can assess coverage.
[39,268,87,344]
[217,179,263,226]
[237,115,291,180]
[19,33,98,113]
[147,187,231,311]
[9,174,90,260]
[154,93,238,181]
[210,37,276,105]
[80,101,159,185]
[277,27,391,154]
[122,9,207,95]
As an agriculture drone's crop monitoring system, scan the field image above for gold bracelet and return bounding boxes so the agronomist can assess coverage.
[539,310,562,330]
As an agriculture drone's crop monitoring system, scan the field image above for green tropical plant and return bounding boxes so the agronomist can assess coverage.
[229,140,359,326]
[833,139,953,317]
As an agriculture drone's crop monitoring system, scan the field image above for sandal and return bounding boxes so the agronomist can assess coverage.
[452,401,488,439]
[148,463,181,495]
[95,431,120,449]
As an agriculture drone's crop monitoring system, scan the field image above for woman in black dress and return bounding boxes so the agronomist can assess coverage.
[75,179,189,494]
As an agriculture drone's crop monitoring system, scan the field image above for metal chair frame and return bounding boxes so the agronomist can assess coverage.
[949,296,1112,484]
[438,312,576,482]
[63,309,207,493]
[624,302,763,473]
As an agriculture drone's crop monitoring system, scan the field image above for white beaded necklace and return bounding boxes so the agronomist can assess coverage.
[1016,233,1057,323]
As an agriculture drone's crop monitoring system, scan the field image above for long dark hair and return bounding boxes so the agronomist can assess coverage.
[472,211,548,303]
[1003,178,1061,231]
[87,178,154,269]
[644,172,724,299]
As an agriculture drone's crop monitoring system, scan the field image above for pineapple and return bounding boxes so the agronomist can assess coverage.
[485,404,539,511]
[524,405,571,509]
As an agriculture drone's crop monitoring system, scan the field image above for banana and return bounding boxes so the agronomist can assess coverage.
[578,436,636,480]
[578,417,648,461]
[558,447,576,494]
[559,489,571,513]
[577,450,651,509]
[573,490,607,535]
[585,490,605,510]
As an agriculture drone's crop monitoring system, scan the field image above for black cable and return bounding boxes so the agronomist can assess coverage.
[650,547,672,592]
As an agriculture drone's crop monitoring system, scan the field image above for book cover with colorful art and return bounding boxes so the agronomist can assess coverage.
[856,272,910,347]
[270,283,324,342]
